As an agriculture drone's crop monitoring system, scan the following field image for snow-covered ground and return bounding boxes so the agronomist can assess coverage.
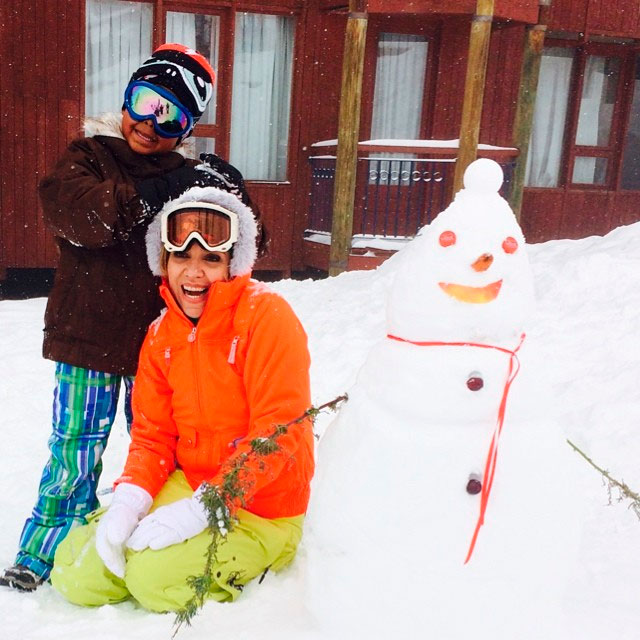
[1,221,640,639]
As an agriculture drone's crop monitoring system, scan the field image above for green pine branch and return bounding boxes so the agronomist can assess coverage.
[567,438,640,519]
[172,393,348,636]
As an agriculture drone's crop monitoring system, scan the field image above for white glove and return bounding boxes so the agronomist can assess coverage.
[95,483,153,578]
[127,491,209,552]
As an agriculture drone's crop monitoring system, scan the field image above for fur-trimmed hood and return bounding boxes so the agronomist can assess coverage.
[146,186,258,278]
[82,113,191,157]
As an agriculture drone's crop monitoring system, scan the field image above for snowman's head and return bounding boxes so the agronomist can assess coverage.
[387,158,535,343]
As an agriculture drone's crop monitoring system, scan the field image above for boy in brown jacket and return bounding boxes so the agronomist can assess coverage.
[1,44,252,591]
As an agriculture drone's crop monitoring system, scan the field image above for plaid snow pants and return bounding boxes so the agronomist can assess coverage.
[15,363,134,579]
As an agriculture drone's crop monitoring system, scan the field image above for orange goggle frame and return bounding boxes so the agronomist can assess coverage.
[160,203,239,253]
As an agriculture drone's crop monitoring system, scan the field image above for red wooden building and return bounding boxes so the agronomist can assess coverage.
[2,0,640,278]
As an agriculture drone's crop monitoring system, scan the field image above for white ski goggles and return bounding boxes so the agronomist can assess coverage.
[160,202,239,253]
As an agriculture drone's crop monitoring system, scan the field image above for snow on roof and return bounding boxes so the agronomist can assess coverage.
[310,138,517,151]
[304,230,412,251]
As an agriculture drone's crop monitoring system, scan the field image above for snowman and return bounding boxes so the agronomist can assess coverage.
[305,159,585,639]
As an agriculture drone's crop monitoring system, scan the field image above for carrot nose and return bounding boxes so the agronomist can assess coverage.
[471,253,493,272]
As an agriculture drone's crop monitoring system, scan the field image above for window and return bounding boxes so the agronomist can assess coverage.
[620,55,640,190]
[85,0,152,116]
[85,4,297,179]
[229,13,295,181]
[166,11,220,158]
[526,43,632,190]
[525,47,574,187]
[371,33,428,141]
[571,55,620,185]
[370,33,429,186]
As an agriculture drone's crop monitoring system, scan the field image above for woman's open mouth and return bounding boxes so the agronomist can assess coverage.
[182,285,209,300]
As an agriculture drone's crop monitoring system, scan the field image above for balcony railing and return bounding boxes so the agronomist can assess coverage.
[308,149,516,243]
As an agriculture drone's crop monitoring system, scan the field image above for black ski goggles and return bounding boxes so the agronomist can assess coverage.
[124,81,193,138]
[161,203,239,253]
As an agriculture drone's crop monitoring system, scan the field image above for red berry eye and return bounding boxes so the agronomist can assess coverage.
[502,236,518,254]
[439,231,456,247]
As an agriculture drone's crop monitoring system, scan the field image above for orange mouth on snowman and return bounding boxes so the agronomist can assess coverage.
[438,280,503,304]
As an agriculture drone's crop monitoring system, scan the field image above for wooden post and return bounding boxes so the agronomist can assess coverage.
[509,24,546,221]
[328,3,368,277]
[452,0,495,196]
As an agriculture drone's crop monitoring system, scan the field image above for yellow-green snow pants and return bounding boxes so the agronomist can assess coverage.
[50,470,304,612]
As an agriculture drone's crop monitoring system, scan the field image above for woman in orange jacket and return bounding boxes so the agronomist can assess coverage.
[50,183,314,613]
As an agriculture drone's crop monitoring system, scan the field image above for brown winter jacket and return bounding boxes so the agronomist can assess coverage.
[39,114,196,374]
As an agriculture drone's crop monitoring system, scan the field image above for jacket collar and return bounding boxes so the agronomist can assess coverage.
[159,273,252,326]
[83,113,190,157]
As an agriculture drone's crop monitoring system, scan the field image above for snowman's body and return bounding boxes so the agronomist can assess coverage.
[306,161,584,638]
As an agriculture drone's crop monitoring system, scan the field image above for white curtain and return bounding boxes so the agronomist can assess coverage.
[165,13,197,53]
[572,156,607,184]
[371,33,428,140]
[572,55,619,184]
[166,12,220,126]
[370,33,428,185]
[85,0,152,117]
[525,47,574,187]
[575,56,618,146]
[230,13,295,181]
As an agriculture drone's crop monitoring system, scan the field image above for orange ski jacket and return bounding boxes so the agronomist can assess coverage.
[117,273,314,519]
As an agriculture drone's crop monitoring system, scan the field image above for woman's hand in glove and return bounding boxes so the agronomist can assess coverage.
[95,483,153,578]
[127,494,209,551]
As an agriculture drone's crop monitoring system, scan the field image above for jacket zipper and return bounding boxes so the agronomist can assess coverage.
[228,335,240,364]
[188,326,204,422]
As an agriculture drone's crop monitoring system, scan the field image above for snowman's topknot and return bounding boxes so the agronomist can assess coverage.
[463,158,503,194]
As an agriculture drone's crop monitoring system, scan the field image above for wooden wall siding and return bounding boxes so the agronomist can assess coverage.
[547,0,640,37]
[318,0,347,10]
[575,191,640,239]
[240,0,304,9]
[559,191,612,239]
[365,0,539,23]
[305,12,347,145]
[290,7,345,271]
[544,0,588,32]
[431,18,469,139]
[289,9,346,270]
[521,189,565,242]
[522,188,640,243]
[0,0,83,271]
[611,192,640,229]
[317,0,539,22]
[251,184,298,272]
[481,23,525,147]
[431,20,525,146]
[584,0,640,36]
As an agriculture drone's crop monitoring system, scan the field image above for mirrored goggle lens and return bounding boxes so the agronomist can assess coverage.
[166,209,233,251]
[129,85,190,135]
